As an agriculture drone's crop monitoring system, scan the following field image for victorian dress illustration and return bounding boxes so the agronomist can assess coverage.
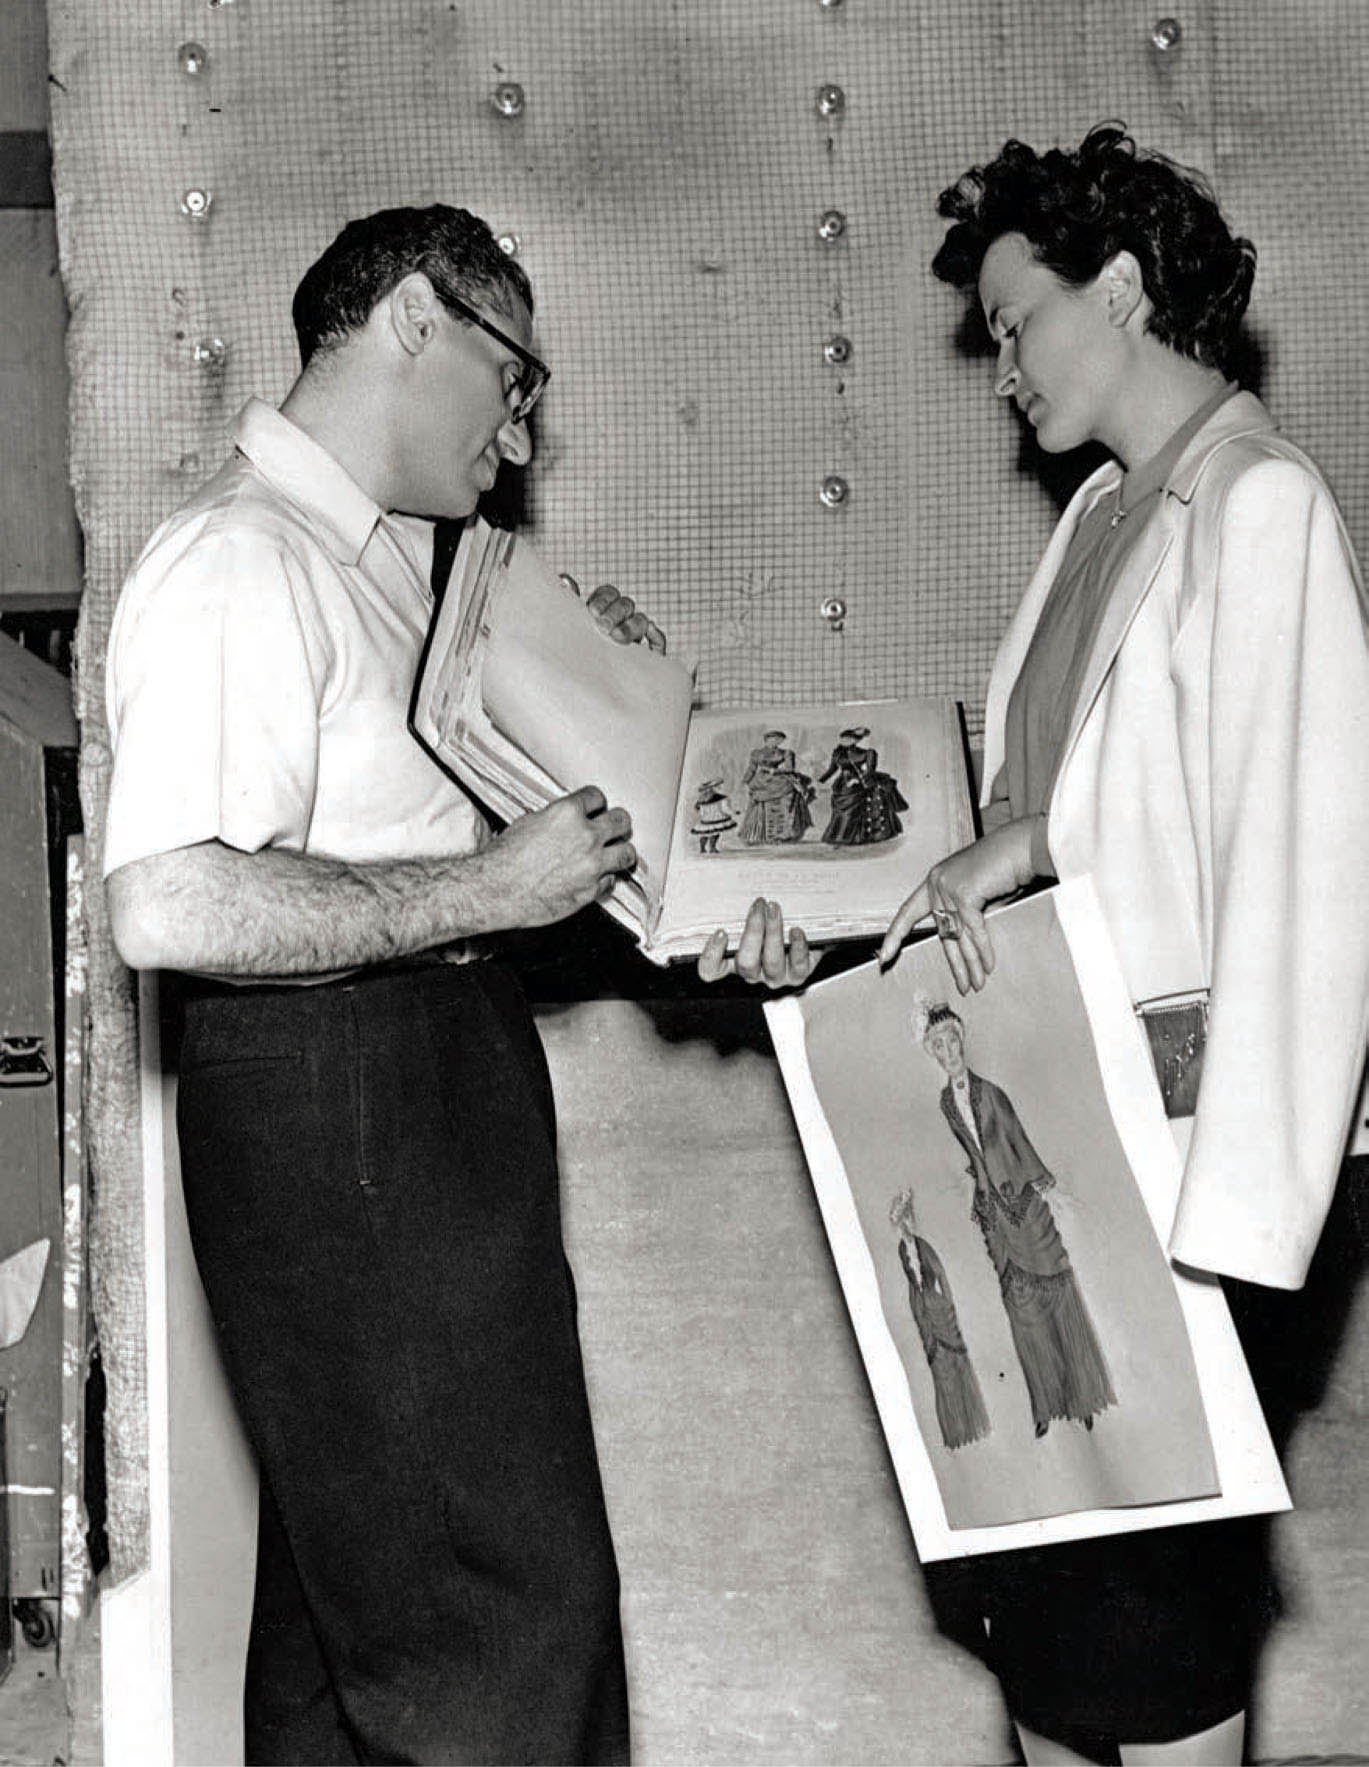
[818,739,907,845]
[899,1235,991,1450]
[939,1073,1115,1435]
[739,740,814,844]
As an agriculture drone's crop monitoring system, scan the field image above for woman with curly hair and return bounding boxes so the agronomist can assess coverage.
[872,123,1369,1766]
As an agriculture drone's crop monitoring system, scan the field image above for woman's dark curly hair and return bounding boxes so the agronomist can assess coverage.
[932,124,1255,372]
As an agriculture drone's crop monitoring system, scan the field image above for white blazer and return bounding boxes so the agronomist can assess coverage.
[981,393,1369,1289]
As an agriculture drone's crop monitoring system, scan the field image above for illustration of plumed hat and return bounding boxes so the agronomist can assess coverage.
[838,725,870,740]
[910,990,961,1047]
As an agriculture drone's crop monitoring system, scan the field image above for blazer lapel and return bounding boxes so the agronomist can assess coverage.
[1051,392,1278,796]
[1051,513,1177,786]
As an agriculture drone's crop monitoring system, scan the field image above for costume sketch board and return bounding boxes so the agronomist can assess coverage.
[765,880,1288,1561]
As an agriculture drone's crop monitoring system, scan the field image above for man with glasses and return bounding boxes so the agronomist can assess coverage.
[102,206,656,1765]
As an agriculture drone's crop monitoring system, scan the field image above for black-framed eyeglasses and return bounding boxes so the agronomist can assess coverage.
[436,288,550,424]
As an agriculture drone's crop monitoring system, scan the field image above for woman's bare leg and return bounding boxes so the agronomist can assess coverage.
[1017,1710,1244,1766]
[1015,1722,1106,1764]
[1119,1711,1244,1765]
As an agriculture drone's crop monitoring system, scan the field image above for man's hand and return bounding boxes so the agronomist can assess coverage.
[488,785,637,927]
[879,816,1040,992]
[561,573,667,653]
[697,897,823,989]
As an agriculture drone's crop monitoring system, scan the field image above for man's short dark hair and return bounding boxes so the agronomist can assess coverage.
[291,203,535,368]
[931,123,1255,372]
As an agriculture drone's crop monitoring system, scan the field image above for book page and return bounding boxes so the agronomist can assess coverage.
[479,534,696,902]
[654,698,973,954]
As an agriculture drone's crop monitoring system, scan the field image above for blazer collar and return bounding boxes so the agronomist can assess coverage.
[1165,389,1275,502]
[983,392,1278,797]
[1054,392,1278,780]
[1067,388,1274,511]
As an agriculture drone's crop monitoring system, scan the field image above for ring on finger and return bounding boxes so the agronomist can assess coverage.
[933,907,961,941]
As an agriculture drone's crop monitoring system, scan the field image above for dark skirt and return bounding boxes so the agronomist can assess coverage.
[923,1272,1297,1752]
[966,1514,1272,1748]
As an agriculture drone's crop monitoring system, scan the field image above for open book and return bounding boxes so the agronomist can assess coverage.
[410,519,975,963]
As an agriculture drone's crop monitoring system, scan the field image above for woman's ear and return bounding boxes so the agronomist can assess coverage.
[1101,250,1148,329]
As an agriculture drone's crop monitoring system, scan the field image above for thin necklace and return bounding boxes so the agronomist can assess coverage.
[1109,481,1129,528]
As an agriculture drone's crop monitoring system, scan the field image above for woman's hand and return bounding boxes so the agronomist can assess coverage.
[879,817,1041,992]
[697,897,823,989]
[560,572,667,653]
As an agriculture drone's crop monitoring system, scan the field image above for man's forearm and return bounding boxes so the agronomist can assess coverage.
[107,839,521,978]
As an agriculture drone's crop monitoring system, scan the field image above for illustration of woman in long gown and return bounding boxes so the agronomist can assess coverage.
[818,727,908,846]
[915,999,1115,1438]
[889,1187,990,1450]
[739,730,814,845]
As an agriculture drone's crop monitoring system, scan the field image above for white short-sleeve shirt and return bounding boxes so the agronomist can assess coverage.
[104,398,489,877]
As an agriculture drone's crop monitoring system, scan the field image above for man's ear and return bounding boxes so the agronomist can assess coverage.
[387,271,441,357]
[1100,250,1149,329]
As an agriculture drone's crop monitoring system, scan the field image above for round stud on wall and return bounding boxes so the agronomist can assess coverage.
[1150,16,1183,50]
[496,232,521,258]
[179,188,213,220]
[492,82,526,118]
[191,335,227,368]
[816,208,846,243]
[823,334,853,366]
[818,0,846,10]
[177,42,209,77]
[819,475,849,508]
[815,83,845,119]
[820,595,847,629]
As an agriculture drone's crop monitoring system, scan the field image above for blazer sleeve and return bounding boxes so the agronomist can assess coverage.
[1169,456,1369,1287]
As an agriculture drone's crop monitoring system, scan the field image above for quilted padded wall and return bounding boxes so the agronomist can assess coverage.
[54,1,1369,747]
[48,0,1369,1704]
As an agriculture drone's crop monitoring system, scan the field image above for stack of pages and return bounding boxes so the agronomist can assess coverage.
[411,519,975,963]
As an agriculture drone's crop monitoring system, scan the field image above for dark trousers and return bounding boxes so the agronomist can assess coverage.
[175,961,630,1765]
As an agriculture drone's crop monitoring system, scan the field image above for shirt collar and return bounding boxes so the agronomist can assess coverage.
[232,397,383,565]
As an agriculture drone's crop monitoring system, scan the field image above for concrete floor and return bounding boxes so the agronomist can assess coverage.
[0,1583,1365,1765]
[0,1636,69,1767]
[0,1603,100,1767]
